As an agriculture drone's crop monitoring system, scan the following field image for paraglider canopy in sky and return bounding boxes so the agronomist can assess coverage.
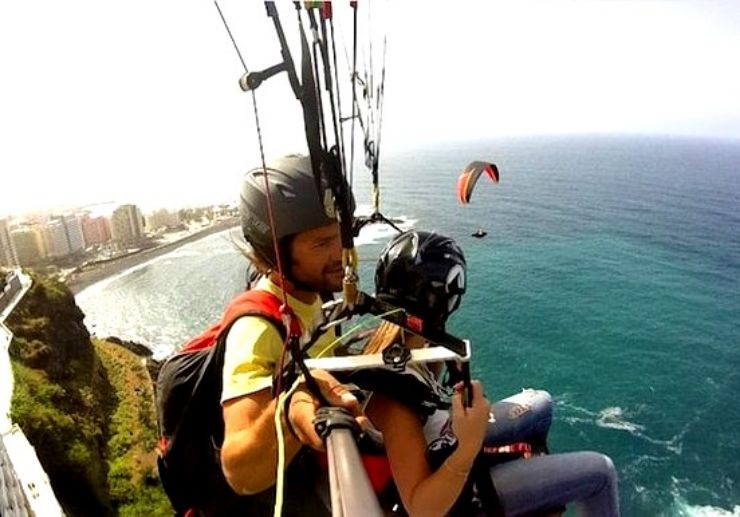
[456,161,500,204]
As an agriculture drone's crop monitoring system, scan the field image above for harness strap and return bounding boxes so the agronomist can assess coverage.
[162,290,299,455]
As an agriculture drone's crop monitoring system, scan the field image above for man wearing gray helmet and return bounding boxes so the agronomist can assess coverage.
[218,154,359,514]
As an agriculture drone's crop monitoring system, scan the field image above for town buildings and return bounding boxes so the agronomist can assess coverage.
[0,219,19,267]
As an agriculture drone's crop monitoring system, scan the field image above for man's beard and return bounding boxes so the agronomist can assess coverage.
[288,261,343,293]
[320,262,344,292]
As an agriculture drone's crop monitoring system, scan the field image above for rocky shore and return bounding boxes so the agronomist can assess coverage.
[67,217,239,295]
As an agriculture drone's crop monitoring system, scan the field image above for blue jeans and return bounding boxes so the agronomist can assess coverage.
[490,450,619,517]
[484,389,554,448]
[427,389,620,516]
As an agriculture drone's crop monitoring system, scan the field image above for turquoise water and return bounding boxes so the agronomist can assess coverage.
[77,135,740,516]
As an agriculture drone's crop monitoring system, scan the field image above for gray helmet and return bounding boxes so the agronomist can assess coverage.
[239,154,355,266]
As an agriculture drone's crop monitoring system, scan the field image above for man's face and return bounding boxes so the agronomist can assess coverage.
[288,223,344,292]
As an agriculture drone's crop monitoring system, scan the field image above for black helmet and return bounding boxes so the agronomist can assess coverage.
[239,154,355,266]
[375,230,466,330]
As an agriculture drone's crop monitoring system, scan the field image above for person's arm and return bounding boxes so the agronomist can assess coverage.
[221,372,361,495]
[218,313,362,494]
[368,381,490,516]
[221,388,301,495]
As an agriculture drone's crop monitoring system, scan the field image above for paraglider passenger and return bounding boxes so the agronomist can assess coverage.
[353,230,620,516]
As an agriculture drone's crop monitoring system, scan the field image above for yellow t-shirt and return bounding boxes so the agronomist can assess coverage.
[221,277,339,403]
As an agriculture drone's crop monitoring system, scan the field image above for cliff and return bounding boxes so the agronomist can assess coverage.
[4,272,171,516]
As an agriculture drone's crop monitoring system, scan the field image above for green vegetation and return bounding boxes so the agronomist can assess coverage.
[10,361,111,515]
[94,339,171,516]
[5,272,172,516]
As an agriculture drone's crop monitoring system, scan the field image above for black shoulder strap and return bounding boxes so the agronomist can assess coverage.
[166,299,289,448]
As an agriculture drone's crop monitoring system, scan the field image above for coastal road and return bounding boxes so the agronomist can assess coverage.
[0,324,13,434]
[1,271,27,434]
[0,271,64,516]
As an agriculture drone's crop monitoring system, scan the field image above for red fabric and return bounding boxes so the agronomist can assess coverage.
[157,436,169,456]
[361,454,394,494]
[315,451,393,495]
[322,1,332,19]
[406,314,424,334]
[181,290,301,353]
[482,441,534,459]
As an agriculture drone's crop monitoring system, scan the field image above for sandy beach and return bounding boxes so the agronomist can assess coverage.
[67,218,240,295]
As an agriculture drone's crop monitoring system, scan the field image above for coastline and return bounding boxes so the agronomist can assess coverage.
[67,218,240,295]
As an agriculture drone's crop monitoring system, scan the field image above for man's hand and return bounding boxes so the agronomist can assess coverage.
[287,369,364,450]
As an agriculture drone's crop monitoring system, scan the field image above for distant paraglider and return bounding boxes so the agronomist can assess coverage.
[456,161,500,204]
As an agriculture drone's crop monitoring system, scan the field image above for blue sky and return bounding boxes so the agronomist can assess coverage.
[2,0,739,216]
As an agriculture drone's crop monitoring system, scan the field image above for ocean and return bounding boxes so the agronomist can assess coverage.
[76,135,740,516]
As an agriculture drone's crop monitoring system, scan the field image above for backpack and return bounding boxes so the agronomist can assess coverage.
[155,289,297,514]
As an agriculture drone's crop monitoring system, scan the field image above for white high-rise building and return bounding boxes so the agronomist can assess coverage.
[43,219,72,258]
[0,218,19,267]
[58,215,85,253]
[39,215,86,259]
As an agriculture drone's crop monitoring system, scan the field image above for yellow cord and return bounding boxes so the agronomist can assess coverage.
[273,378,303,517]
